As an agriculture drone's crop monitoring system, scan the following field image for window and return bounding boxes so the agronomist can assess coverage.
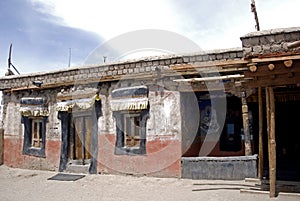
[31,118,43,148]
[114,110,149,155]
[111,85,150,155]
[124,113,141,148]
[22,116,47,157]
[20,97,48,157]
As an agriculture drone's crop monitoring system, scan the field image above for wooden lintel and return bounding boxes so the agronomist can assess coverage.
[250,54,300,63]
[243,72,300,88]
[244,61,300,78]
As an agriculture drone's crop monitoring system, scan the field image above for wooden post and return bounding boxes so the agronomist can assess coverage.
[241,91,252,156]
[258,87,264,179]
[266,87,277,197]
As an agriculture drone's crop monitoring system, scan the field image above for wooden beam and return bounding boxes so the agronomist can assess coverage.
[266,87,277,198]
[244,72,300,87]
[258,87,264,180]
[173,74,244,82]
[250,54,300,63]
[244,61,300,78]
[287,40,300,49]
[170,59,248,69]
[283,60,293,68]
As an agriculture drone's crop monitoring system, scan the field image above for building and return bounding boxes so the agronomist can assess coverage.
[0,27,300,197]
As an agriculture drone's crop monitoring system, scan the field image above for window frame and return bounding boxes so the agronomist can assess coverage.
[124,112,141,148]
[22,116,47,157]
[114,110,149,155]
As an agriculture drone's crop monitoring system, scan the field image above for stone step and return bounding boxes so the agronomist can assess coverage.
[65,164,90,174]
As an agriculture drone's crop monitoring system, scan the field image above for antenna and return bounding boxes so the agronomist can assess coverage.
[251,0,260,31]
[103,56,107,63]
[68,48,72,67]
[7,43,20,75]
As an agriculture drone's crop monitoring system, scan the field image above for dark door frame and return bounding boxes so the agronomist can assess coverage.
[58,100,102,174]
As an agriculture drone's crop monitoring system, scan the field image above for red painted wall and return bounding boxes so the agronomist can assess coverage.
[4,137,61,171]
[97,134,181,178]
[183,137,255,157]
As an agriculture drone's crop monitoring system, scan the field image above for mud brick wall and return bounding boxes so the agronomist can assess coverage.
[0,49,244,91]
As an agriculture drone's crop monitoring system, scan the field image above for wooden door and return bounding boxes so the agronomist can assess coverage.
[69,115,92,163]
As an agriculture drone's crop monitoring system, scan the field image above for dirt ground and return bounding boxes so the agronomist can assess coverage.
[0,165,299,201]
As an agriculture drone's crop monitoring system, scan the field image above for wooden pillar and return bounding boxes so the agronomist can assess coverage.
[266,87,277,198]
[258,87,264,179]
[241,91,252,156]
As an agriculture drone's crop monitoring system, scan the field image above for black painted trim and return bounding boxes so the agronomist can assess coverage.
[113,109,149,156]
[58,99,102,173]
[89,108,99,174]
[21,116,47,157]
[58,112,70,172]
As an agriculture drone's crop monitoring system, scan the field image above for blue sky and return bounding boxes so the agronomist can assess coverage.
[0,0,300,75]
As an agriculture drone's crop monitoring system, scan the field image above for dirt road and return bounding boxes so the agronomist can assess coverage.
[0,165,298,201]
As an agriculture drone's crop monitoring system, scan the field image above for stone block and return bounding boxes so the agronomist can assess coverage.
[181,155,258,180]
[259,36,270,45]
[266,35,276,44]
[139,68,145,73]
[153,61,159,66]
[159,60,165,65]
[216,54,223,60]
[189,57,196,62]
[183,57,190,63]
[229,52,237,59]
[223,53,230,60]
[271,44,282,52]
[145,67,151,72]
[176,58,183,63]
[285,33,300,42]
[243,47,252,55]
[275,34,285,43]
[252,45,263,54]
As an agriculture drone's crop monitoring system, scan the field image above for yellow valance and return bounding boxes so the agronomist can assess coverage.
[111,97,148,111]
[111,86,149,111]
[56,95,99,112]
[20,97,49,117]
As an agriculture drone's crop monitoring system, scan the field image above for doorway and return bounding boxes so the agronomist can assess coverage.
[276,99,300,181]
[69,114,92,165]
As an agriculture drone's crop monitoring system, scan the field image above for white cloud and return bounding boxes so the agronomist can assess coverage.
[31,0,178,39]
[256,0,300,30]
[32,0,246,49]
[30,0,300,52]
